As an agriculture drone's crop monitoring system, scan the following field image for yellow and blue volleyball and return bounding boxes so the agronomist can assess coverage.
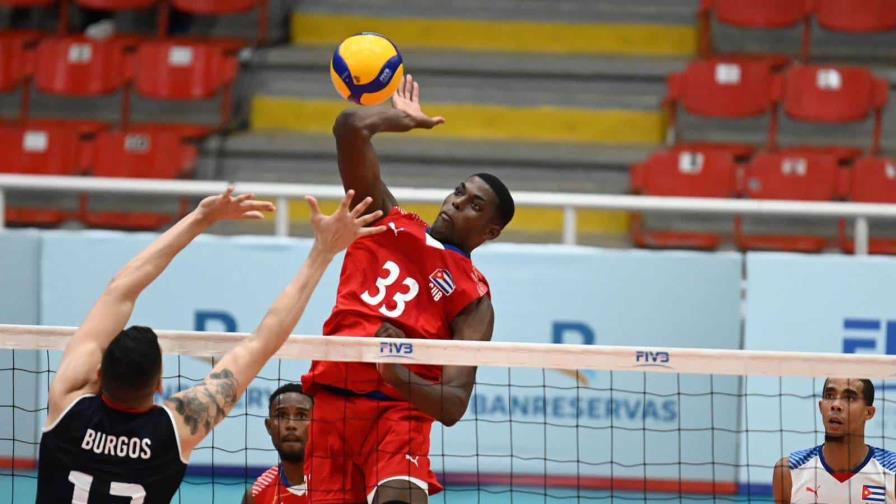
[330,33,404,106]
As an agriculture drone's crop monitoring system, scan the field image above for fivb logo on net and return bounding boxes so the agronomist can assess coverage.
[379,341,415,359]
[634,350,671,368]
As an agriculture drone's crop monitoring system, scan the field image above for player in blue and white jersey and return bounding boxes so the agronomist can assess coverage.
[773,378,896,503]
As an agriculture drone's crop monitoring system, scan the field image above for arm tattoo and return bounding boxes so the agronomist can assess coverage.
[169,369,239,436]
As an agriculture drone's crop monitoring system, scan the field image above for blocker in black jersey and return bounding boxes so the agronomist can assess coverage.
[32,188,381,504]
[37,395,185,504]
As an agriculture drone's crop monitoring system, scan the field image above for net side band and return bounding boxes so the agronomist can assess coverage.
[1,324,894,379]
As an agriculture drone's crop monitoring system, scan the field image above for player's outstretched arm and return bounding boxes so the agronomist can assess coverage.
[165,191,386,459]
[47,188,273,424]
[333,74,445,215]
[772,457,792,504]
[377,296,494,426]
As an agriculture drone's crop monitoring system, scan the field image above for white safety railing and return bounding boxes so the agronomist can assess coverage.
[2,174,896,253]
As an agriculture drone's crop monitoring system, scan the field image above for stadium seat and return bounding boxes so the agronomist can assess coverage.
[736,150,840,252]
[0,125,91,175]
[128,40,238,139]
[34,36,129,96]
[771,64,889,158]
[29,36,130,134]
[169,0,257,14]
[698,0,813,61]
[92,128,195,178]
[665,58,776,159]
[0,32,37,122]
[814,0,896,33]
[163,0,268,50]
[74,0,156,9]
[839,157,896,254]
[0,124,92,225]
[83,128,196,229]
[630,149,738,250]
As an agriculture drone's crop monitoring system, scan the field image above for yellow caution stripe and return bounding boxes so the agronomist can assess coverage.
[292,13,696,57]
[251,97,663,145]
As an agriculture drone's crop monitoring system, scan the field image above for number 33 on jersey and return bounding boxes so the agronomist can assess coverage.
[329,207,489,334]
[305,207,490,395]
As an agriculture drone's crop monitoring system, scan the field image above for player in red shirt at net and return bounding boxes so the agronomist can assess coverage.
[244,383,313,504]
[301,74,515,504]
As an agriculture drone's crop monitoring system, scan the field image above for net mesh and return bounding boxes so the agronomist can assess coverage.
[2,326,895,503]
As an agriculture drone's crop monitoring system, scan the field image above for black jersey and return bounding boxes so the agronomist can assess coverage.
[36,395,187,504]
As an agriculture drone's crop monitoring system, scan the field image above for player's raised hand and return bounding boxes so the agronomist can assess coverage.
[392,74,445,129]
[195,186,276,224]
[306,189,386,256]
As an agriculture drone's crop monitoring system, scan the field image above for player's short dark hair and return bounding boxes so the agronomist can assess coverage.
[822,378,875,405]
[473,173,514,228]
[101,325,162,399]
[269,382,311,411]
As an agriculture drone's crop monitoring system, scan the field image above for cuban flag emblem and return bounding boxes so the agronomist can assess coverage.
[862,485,887,502]
[429,269,455,300]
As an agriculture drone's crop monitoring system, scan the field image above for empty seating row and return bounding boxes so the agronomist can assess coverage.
[631,149,896,253]
[700,0,896,61]
[0,33,237,139]
[666,59,889,160]
[0,124,196,228]
[0,0,268,49]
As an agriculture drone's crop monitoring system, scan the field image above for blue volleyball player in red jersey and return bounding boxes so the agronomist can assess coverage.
[36,188,384,504]
[301,74,516,504]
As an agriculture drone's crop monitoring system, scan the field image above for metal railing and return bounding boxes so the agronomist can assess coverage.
[2,174,896,253]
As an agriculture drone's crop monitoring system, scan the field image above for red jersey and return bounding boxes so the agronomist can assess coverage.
[250,465,306,504]
[303,207,490,397]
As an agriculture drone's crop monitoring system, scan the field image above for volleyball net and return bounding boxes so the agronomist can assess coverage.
[2,324,895,503]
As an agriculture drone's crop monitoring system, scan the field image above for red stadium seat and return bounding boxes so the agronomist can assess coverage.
[172,0,256,13]
[839,157,896,254]
[0,34,34,92]
[772,65,889,157]
[164,0,268,49]
[75,0,157,8]
[665,58,776,158]
[29,36,130,134]
[132,41,237,100]
[702,0,812,28]
[699,0,813,61]
[84,128,196,229]
[814,0,896,33]
[128,40,238,138]
[0,125,90,175]
[92,128,195,178]
[0,32,37,122]
[736,150,840,252]
[0,124,92,225]
[630,149,738,250]
[34,36,129,96]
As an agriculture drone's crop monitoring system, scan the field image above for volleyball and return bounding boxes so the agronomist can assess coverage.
[330,33,404,106]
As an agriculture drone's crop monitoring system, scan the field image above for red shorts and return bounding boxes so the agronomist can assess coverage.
[304,387,443,503]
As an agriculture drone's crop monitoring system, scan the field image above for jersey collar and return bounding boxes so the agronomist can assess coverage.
[101,394,156,414]
[819,444,874,482]
[426,228,471,258]
[278,463,307,495]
